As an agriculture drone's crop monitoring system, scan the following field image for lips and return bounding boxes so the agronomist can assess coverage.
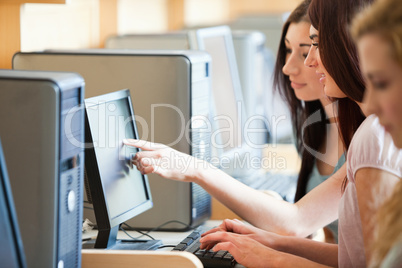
[290,81,306,89]
[316,72,326,84]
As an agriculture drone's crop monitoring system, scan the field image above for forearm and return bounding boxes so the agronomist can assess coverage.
[194,164,343,237]
[276,236,338,267]
[194,165,303,235]
[130,139,343,237]
[275,251,335,268]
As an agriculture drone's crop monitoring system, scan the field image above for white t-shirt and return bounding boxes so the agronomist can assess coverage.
[338,114,402,267]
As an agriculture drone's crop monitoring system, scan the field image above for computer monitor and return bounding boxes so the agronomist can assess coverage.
[191,26,243,149]
[83,89,162,250]
[189,26,258,178]
[0,139,26,268]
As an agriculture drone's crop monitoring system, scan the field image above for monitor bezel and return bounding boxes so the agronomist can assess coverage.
[0,139,27,268]
[84,89,153,233]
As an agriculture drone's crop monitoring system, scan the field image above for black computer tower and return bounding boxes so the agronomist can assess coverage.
[0,69,85,268]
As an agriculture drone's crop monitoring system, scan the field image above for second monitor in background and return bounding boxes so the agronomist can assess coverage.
[189,26,261,179]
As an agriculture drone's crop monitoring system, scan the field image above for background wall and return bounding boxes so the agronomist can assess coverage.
[0,0,302,69]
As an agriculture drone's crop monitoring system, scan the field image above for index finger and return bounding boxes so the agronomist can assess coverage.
[201,219,241,237]
[123,139,166,151]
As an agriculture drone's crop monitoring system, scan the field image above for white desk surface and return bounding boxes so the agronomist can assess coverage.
[82,220,222,251]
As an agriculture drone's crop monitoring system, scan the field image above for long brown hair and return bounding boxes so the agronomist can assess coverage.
[274,0,328,201]
[308,0,369,190]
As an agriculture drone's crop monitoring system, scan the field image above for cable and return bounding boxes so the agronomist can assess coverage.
[119,225,156,240]
[157,245,177,249]
[122,220,192,240]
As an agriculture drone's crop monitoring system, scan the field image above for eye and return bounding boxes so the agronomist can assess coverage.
[372,81,388,90]
[285,47,292,54]
[312,42,319,48]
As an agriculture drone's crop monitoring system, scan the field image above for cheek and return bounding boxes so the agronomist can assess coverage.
[386,97,402,127]
[325,79,346,98]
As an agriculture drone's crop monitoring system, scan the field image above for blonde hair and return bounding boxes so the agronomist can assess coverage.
[351,0,402,67]
[369,181,402,267]
[351,0,402,266]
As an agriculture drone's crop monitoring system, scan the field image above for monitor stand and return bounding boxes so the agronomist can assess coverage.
[82,225,163,250]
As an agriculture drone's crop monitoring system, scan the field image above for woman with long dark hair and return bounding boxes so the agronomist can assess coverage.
[274,0,346,242]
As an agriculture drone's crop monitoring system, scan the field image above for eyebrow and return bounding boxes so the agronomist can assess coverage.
[309,34,318,40]
[285,38,311,47]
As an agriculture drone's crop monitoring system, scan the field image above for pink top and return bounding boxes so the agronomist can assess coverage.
[338,115,402,267]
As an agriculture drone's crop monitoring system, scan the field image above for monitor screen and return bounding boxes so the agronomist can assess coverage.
[191,26,244,152]
[84,89,159,249]
[0,139,26,268]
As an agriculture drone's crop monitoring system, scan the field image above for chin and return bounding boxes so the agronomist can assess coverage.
[392,133,402,149]
[324,86,347,99]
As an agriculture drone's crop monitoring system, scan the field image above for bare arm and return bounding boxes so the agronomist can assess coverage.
[355,168,400,264]
[200,219,339,267]
[276,235,338,266]
[196,162,344,237]
[200,231,337,267]
[125,139,344,237]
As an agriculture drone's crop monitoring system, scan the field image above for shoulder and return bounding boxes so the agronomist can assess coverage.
[347,115,402,182]
[349,115,383,153]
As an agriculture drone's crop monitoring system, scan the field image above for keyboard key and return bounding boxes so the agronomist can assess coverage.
[223,252,233,260]
[214,250,227,259]
[187,231,201,239]
[181,237,193,246]
[172,226,237,268]
[172,243,187,251]
[203,250,215,259]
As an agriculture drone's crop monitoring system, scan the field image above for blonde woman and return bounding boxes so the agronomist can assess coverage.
[351,0,402,266]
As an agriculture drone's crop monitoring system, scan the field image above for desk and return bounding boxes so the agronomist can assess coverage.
[81,220,229,268]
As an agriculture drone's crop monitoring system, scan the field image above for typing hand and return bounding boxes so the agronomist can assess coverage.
[123,139,209,182]
[201,219,280,250]
[200,231,283,268]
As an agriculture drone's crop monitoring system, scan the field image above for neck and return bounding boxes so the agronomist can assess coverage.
[319,97,337,124]
[356,101,372,117]
[318,98,346,164]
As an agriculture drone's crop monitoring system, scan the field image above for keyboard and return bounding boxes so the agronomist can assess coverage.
[172,226,237,268]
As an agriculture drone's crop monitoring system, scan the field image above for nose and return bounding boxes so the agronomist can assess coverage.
[304,46,317,68]
[282,53,299,76]
[362,85,379,116]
